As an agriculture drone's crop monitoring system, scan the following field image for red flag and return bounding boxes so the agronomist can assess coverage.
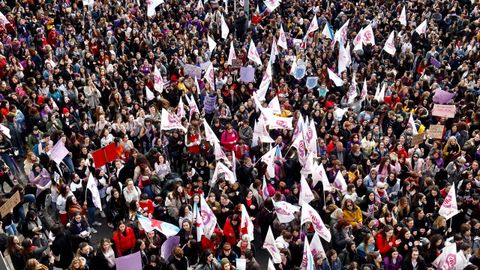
[104,143,119,163]
[92,148,107,168]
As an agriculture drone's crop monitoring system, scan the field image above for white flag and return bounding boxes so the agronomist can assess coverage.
[213,141,231,167]
[264,0,280,12]
[322,21,334,40]
[301,238,315,270]
[261,146,278,178]
[226,41,236,66]
[415,19,428,35]
[248,39,263,66]
[204,62,215,90]
[433,243,457,270]
[361,79,368,99]
[0,124,11,138]
[334,19,350,46]
[384,31,396,56]
[313,163,332,191]
[240,204,254,240]
[374,83,386,102]
[310,233,326,259]
[160,108,187,132]
[306,15,319,36]
[207,35,217,53]
[153,66,164,93]
[399,6,407,26]
[267,115,293,130]
[274,200,300,223]
[409,113,418,135]
[338,42,349,74]
[353,28,364,48]
[278,25,288,50]
[301,201,331,242]
[200,195,217,239]
[333,171,348,193]
[291,135,307,165]
[177,97,186,119]
[262,176,270,199]
[299,175,315,205]
[193,202,204,242]
[221,15,230,39]
[268,259,276,270]
[263,226,281,263]
[145,86,155,101]
[293,114,305,140]
[439,185,459,220]
[195,0,204,10]
[304,119,318,155]
[257,62,273,100]
[87,173,102,209]
[203,119,220,144]
[211,161,236,185]
[50,140,69,165]
[362,24,375,46]
[186,95,199,117]
[327,68,344,86]
[270,38,279,64]
[347,75,358,104]
[268,96,281,114]
[238,0,244,7]
[82,0,94,6]
[147,0,164,17]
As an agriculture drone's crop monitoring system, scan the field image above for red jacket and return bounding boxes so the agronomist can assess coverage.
[376,232,398,256]
[112,227,136,256]
[139,200,154,216]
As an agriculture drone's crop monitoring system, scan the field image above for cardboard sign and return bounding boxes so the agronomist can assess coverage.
[411,133,425,146]
[0,191,20,217]
[232,59,243,69]
[429,124,444,140]
[432,104,456,118]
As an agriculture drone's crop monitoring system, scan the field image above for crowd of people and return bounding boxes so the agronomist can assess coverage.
[0,0,479,269]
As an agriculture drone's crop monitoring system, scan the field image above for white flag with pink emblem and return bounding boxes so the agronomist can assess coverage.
[301,238,315,270]
[241,204,254,241]
[263,226,281,263]
[147,0,164,17]
[361,79,368,99]
[334,19,350,46]
[278,25,288,50]
[328,68,344,86]
[362,24,375,46]
[211,160,236,185]
[227,41,236,66]
[334,171,348,193]
[291,134,307,165]
[408,113,418,135]
[306,15,319,36]
[304,119,318,155]
[439,185,459,220]
[270,38,279,63]
[301,201,331,242]
[267,115,293,130]
[200,195,217,239]
[338,42,349,74]
[264,0,280,12]
[262,176,270,199]
[433,243,457,270]
[186,94,199,117]
[299,175,315,205]
[248,39,263,66]
[193,202,204,241]
[153,66,164,93]
[161,108,187,132]
[313,163,332,192]
[384,31,396,56]
[145,86,155,101]
[204,62,215,90]
[274,200,300,223]
[268,96,281,114]
[310,233,326,259]
[213,141,231,167]
[177,97,186,119]
[257,62,273,101]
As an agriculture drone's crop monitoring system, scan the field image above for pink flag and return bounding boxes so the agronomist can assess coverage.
[439,185,459,220]
[301,202,331,242]
[263,226,281,263]
[200,195,217,239]
[160,109,186,132]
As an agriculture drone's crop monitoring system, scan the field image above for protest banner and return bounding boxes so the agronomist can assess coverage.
[115,251,142,270]
[91,143,119,169]
[0,191,20,217]
[184,64,202,79]
[239,67,256,83]
[429,124,444,140]
[431,104,456,118]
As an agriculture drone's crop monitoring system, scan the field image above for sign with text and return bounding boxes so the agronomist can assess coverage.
[429,124,444,140]
[411,133,425,146]
[0,191,20,218]
[432,104,456,118]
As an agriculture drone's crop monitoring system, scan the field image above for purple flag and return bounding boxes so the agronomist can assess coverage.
[161,236,180,260]
[115,251,142,270]
[432,89,455,104]
[430,57,441,69]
